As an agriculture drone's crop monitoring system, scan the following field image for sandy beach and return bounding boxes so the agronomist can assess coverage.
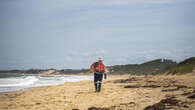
[0,74,195,110]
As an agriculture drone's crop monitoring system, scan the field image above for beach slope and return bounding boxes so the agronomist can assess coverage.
[0,74,195,110]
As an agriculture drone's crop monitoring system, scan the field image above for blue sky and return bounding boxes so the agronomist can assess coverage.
[0,0,195,70]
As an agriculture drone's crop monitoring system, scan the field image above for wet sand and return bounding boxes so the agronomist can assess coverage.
[0,74,195,110]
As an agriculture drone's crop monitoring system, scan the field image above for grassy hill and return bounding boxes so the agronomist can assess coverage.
[107,59,177,74]
[167,57,195,74]
[108,57,195,75]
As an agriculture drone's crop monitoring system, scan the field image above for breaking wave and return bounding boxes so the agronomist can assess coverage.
[0,76,39,87]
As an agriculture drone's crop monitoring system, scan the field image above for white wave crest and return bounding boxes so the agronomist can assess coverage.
[0,76,39,87]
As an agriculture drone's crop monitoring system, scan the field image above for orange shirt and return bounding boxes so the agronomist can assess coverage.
[91,62,106,73]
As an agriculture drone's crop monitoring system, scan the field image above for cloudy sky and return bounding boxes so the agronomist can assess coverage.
[0,0,195,70]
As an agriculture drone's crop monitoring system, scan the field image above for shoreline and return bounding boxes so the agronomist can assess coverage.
[0,74,124,94]
[0,74,94,94]
[0,74,195,110]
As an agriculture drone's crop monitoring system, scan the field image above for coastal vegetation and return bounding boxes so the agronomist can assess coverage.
[0,57,194,75]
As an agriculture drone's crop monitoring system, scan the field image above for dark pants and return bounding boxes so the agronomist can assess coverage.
[94,72,103,92]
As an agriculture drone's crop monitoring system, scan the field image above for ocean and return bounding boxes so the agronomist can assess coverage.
[0,73,93,93]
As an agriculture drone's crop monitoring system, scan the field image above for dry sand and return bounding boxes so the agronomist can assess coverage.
[0,74,195,110]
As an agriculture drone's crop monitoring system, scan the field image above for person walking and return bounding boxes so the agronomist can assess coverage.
[90,58,107,92]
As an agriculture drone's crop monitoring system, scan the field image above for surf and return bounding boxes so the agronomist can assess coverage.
[0,76,39,87]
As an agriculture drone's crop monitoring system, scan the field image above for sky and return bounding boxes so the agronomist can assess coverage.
[0,0,195,70]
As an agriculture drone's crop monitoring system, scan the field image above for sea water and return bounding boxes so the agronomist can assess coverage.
[0,73,93,93]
